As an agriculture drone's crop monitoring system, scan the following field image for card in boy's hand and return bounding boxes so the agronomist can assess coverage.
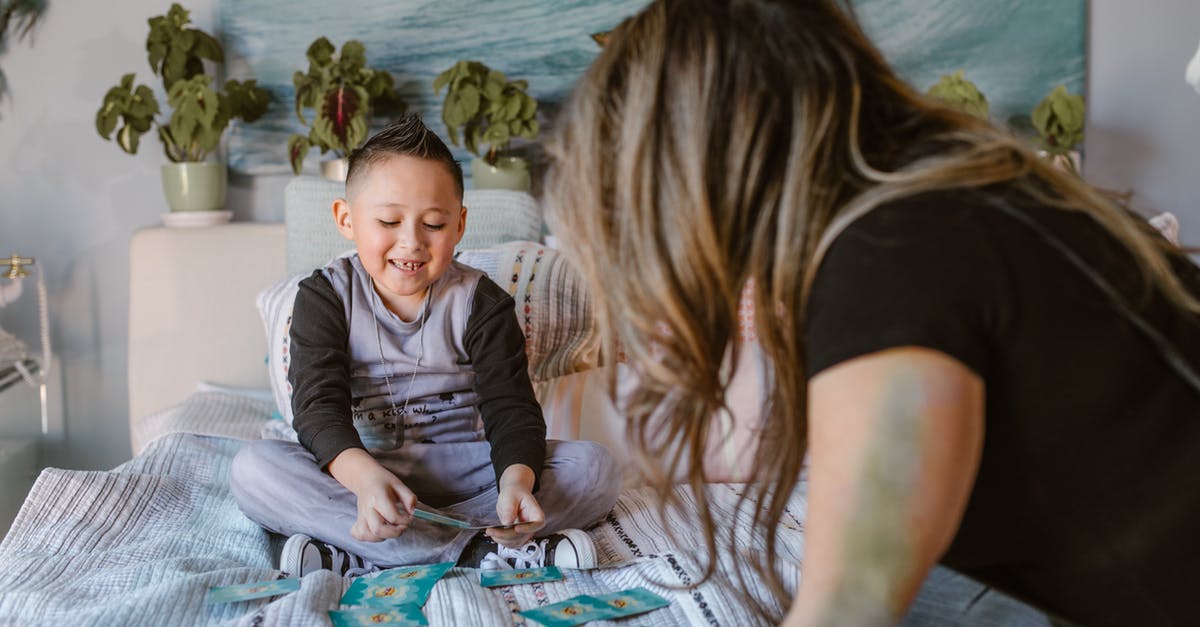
[340,562,455,608]
[479,566,564,588]
[328,604,428,627]
[594,587,671,618]
[518,595,619,626]
[411,508,474,529]
[206,577,300,604]
[411,508,519,530]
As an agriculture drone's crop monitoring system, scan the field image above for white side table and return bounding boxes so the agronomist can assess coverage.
[0,367,42,539]
[0,437,36,538]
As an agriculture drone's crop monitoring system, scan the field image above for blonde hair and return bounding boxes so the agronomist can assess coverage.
[545,0,1196,617]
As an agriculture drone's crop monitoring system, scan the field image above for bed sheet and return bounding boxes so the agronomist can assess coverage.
[0,391,803,626]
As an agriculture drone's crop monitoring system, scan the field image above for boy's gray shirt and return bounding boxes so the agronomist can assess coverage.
[287,253,547,489]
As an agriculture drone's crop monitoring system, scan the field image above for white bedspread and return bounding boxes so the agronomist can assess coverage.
[0,391,804,626]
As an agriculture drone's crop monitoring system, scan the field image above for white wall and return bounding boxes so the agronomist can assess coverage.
[1086,1,1200,229]
[0,0,289,470]
[0,1,1198,471]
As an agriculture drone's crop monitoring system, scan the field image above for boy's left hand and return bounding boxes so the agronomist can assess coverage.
[489,464,545,547]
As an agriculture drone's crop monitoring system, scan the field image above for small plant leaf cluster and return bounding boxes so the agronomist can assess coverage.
[926,70,990,120]
[288,37,406,175]
[1031,85,1085,156]
[95,3,270,162]
[926,72,1086,166]
[434,60,538,165]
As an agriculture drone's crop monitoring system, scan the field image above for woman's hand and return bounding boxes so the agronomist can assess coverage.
[329,448,417,542]
[488,463,545,547]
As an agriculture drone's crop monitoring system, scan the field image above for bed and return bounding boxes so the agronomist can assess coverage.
[0,185,1056,626]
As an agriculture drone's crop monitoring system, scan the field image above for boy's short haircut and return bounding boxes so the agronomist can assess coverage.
[345,113,465,200]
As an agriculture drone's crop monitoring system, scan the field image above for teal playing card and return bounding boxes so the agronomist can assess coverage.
[410,508,473,529]
[479,566,564,588]
[518,595,619,626]
[340,562,454,608]
[206,577,300,604]
[594,587,671,618]
[411,508,519,530]
[328,605,428,626]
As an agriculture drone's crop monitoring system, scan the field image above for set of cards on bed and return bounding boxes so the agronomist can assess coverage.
[206,555,669,625]
[519,587,671,626]
[206,562,454,626]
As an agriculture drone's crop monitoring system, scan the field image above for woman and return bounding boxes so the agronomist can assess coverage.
[545,1,1200,625]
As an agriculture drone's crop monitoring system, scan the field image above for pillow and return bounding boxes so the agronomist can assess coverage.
[283,176,546,275]
[256,272,305,424]
[259,242,598,425]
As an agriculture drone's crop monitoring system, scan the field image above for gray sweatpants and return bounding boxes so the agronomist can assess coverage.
[229,439,622,567]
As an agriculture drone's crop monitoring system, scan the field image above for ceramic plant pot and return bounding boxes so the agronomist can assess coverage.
[471,156,531,191]
[160,162,227,212]
[321,158,350,182]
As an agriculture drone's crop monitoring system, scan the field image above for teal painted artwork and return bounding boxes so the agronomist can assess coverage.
[218,0,1085,176]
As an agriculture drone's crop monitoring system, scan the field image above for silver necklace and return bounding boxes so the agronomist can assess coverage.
[369,281,430,441]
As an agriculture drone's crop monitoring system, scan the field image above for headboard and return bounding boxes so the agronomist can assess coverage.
[127,223,285,448]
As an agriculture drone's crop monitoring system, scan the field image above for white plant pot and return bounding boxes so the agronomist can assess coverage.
[471,156,530,191]
[321,158,349,182]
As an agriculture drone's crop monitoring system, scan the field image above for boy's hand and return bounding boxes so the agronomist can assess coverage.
[489,464,545,547]
[329,448,417,542]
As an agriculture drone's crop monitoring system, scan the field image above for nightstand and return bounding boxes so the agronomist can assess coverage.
[0,437,36,538]
[0,366,42,538]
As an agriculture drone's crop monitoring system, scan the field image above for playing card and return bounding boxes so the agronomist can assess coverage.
[328,605,428,626]
[206,577,300,604]
[340,562,454,608]
[518,595,619,626]
[411,508,519,530]
[479,566,565,588]
[594,587,671,618]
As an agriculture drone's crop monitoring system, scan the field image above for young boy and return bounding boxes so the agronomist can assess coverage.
[230,114,621,576]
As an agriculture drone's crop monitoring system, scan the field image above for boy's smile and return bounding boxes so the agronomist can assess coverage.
[333,154,467,321]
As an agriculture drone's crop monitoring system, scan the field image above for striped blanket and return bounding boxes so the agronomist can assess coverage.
[0,391,802,626]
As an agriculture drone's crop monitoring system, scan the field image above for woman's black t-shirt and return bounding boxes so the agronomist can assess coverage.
[805,189,1200,626]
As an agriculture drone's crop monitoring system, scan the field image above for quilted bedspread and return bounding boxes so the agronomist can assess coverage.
[0,391,804,626]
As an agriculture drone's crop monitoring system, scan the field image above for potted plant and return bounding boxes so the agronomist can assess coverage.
[94,3,270,216]
[927,70,990,121]
[287,37,406,180]
[1031,85,1085,173]
[433,60,539,190]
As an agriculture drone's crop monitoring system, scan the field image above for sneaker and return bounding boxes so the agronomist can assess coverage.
[279,533,376,577]
[460,529,598,571]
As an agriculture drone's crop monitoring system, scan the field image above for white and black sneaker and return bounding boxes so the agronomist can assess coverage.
[458,529,598,571]
[279,533,376,577]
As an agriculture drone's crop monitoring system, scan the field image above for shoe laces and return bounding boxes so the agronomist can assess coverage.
[323,543,378,578]
[482,539,548,570]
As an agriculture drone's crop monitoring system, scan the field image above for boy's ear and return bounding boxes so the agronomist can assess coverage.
[455,205,468,244]
[332,198,354,241]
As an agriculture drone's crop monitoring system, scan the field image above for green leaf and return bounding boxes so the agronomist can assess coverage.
[433,67,454,94]
[190,29,224,63]
[465,122,482,157]
[288,134,312,174]
[339,40,367,73]
[117,123,140,154]
[520,93,537,120]
[927,70,989,120]
[307,37,335,67]
[503,94,522,119]
[96,106,119,139]
[483,123,509,147]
